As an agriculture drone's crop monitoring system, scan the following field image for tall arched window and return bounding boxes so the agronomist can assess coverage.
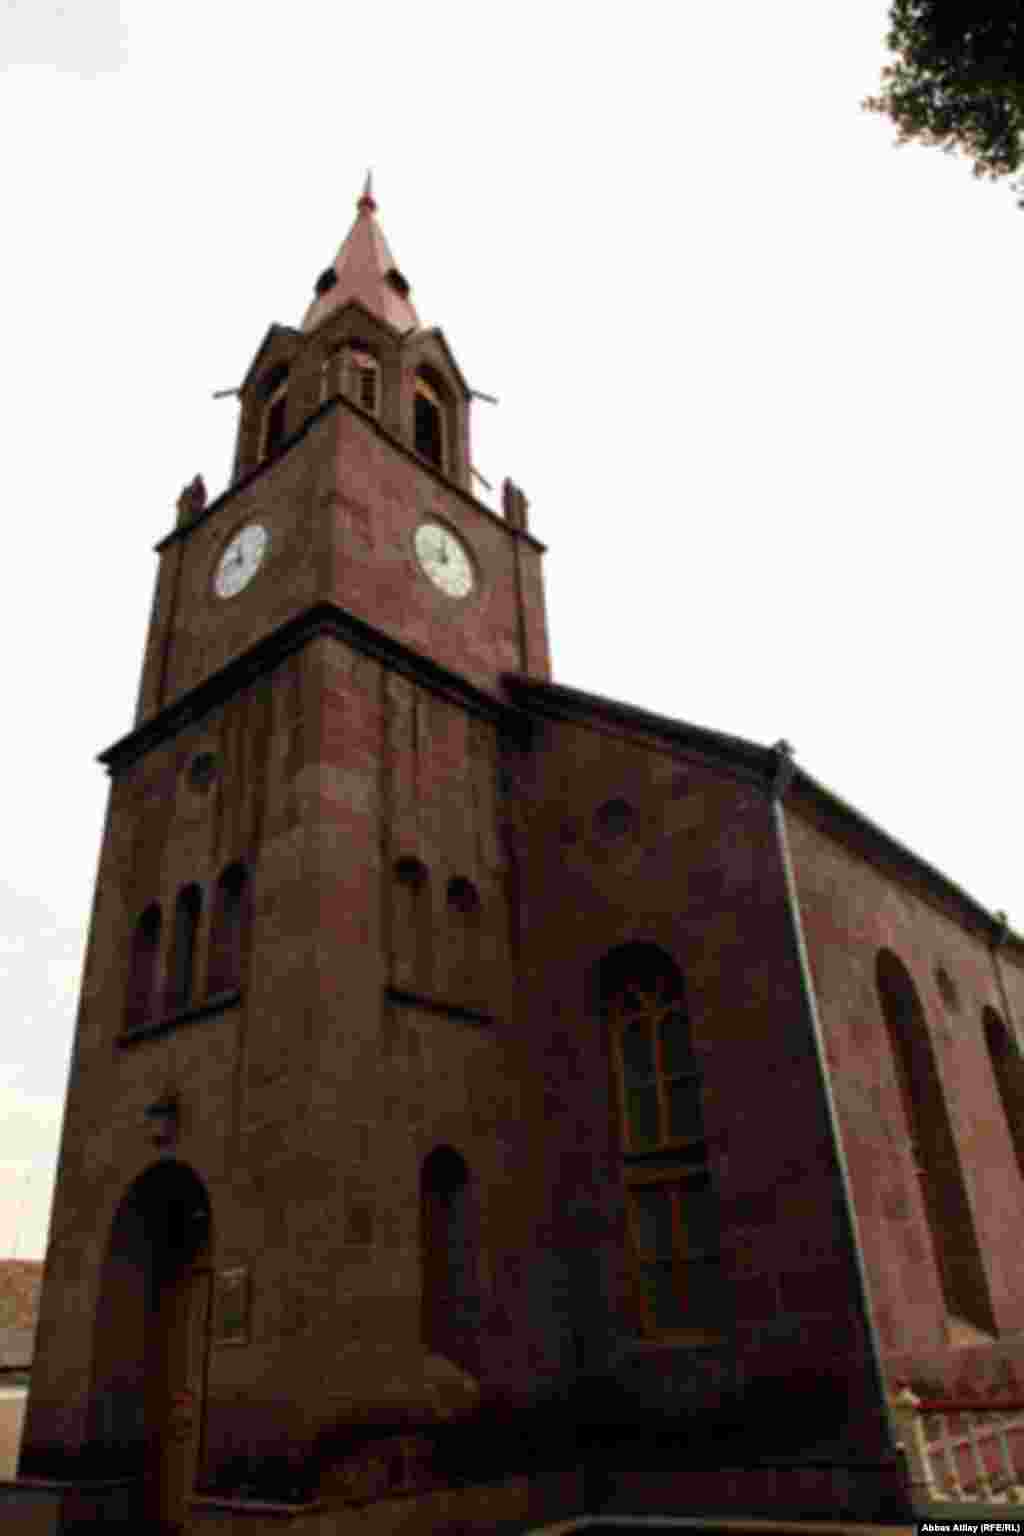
[207,862,251,997]
[600,943,722,1339]
[420,1146,477,1364]
[393,857,431,993]
[983,1006,1024,1183]
[259,366,289,462]
[447,876,481,1001]
[125,903,161,1033]
[414,372,444,469]
[167,884,202,1014]
[876,950,994,1334]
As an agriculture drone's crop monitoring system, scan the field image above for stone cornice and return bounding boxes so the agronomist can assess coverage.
[99,603,531,775]
[116,989,241,1047]
[385,986,494,1027]
[503,675,772,789]
[156,391,546,555]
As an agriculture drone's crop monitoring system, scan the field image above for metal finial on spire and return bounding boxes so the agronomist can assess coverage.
[358,170,377,213]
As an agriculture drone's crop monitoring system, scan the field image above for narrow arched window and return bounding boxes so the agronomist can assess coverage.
[414,373,444,469]
[447,876,480,1001]
[348,345,380,416]
[600,943,722,1339]
[207,863,251,997]
[393,857,431,993]
[259,366,289,462]
[983,1006,1024,1184]
[876,950,994,1334]
[320,343,343,404]
[420,1145,477,1364]
[167,884,202,1014]
[125,904,161,1033]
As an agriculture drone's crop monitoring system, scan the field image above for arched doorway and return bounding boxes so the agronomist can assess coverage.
[88,1161,213,1533]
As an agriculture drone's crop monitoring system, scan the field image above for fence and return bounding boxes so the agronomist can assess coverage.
[891,1385,1024,1503]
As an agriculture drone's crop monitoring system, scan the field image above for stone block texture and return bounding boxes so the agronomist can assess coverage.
[22,189,1023,1531]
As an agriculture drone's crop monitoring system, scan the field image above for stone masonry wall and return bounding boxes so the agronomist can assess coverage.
[786,794,1024,1401]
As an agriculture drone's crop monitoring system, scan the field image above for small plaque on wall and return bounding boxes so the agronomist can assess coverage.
[213,1267,249,1346]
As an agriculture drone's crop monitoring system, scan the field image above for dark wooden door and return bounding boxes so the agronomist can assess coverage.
[145,1262,212,1533]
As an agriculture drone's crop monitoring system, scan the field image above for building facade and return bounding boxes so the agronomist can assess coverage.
[13,178,1024,1532]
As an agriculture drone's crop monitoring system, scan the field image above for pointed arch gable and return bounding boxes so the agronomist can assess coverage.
[238,324,301,396]
[406,327,470,401]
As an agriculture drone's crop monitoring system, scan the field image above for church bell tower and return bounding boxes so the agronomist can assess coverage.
[19,176,560,1530]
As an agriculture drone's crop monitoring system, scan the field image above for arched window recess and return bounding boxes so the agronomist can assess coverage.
[124,903,162,1034]
[876,949,995,1336]
[207,862,252,999]
[983,1006,1024,1185]
[348,344,380,415]
[167,883,202,1016]
[600,943,723,1341]
[414,371,446,470]
[420,1145,479,1369]
[320,342,380,415]
[258,365,289,462]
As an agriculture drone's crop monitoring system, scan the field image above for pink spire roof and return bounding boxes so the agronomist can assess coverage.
[301,172,420,335]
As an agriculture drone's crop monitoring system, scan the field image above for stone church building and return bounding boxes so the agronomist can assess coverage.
[9,178,1024,1532]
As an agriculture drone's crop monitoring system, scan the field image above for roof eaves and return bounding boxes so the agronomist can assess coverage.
[304,294,406,346]
[239,323,302,393]
[502,675,1023,957]
[501,675,773,785]
[788,764,1021,951]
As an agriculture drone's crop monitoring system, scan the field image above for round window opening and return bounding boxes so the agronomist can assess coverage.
[595,798,634,840]
[189,752,218,793]
[394,856,427,888]
[447,877,480,915]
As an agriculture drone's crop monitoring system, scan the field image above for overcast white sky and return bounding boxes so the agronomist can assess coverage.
[2,1,1022,1261]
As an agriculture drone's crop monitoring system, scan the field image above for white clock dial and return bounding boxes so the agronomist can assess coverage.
[214,523,269,599]
[414,522,474,599]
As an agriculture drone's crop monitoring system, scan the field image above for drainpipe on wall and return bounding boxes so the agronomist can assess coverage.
[767,739,900,1470]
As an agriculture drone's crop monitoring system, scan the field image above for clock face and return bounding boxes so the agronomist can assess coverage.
[214,524,269,599]
[414,522,474,599]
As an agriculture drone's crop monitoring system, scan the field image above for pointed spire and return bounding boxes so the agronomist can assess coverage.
[358,170,377,214]
[301,172,418,335]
